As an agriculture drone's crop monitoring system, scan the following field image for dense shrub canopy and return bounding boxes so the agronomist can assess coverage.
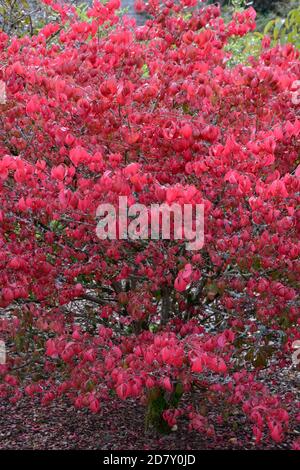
[0,0,299,448]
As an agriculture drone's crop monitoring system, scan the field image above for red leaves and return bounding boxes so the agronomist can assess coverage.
[69,146,90,167]
[191,353,227,374]
[191,357,203,373]
[180,123,193,139]
[174,276,188,293]
[161,346,171,363]
[25,96,41,116]
[83,349,96,362]
[5,374,18,387]
[89,395,101,413]
[0,1,299,449]
[100,79,117,98]
[1,288,14,303]
[161,377,173,392]
[116,383,130,400]
[162,121,177,140]
[51,165,66,181]
[45,339,59,358]
[268,421,284,443]
[174,264,193,292]
[161,346,184,367]
[189,412,214,437]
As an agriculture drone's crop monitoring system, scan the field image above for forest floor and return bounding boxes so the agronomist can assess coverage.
[0,367,299,450]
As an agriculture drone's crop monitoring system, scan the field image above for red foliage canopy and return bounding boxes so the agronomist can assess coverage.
[0,0,299,447]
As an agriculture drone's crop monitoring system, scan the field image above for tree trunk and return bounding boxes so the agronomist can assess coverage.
[161,287,171,326]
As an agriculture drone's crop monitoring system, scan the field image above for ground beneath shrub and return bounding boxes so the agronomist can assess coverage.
[0,367,299,450]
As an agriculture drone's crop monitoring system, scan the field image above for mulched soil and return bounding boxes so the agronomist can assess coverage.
[0,397,262,450]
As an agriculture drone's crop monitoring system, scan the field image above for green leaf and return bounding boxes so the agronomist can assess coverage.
[264,19,276,35]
